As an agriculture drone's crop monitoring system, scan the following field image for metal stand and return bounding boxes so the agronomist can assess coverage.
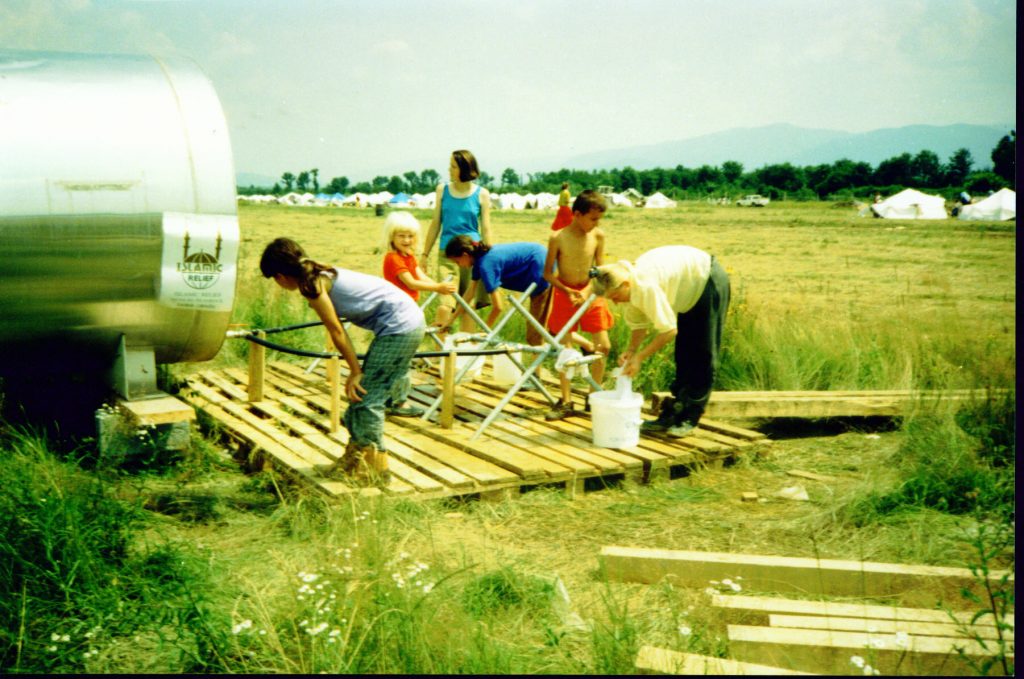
[468,293,602,440]
[421,283,558,422]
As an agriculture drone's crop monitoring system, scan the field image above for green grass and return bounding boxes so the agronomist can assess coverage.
[0,427,232,673]
[1,200,1015,674]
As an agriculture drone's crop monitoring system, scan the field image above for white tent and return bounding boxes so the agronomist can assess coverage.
[533,192,559,209]
[958,188,1015,221]
[871,188,947,219]
[644,192,677,209]
[409,192,436,209]
[341,192,371,206]
[495,192,527,210]
[607,192,634,207]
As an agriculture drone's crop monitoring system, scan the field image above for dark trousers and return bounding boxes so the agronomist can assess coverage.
[662,258,730,427]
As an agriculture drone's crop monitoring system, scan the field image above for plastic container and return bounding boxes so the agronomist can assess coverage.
[491,351,522,385]
[443,332,483,382]
[588,373,643,449]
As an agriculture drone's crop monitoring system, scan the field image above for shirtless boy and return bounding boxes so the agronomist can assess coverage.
[542,189,615,420]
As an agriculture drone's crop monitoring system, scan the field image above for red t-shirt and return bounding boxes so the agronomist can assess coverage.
[382,251,420,300]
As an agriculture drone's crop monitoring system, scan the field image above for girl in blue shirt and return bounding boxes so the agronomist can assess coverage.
[443,235,550,346]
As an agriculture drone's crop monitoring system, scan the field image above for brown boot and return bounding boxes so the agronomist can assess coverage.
[350,446,391,487]
[364,449,392,487]
[327,438,369,478]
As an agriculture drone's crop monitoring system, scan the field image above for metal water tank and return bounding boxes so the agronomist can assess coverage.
[0,49,239,383]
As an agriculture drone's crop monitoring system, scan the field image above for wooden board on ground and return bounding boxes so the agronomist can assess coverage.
[180,361,766,502]
[710,594,1013,631]
[599,546,1013,608]
[634,645,814,675]
[767,613,1012,642]
[652,388,1010,419]
[119,394,196,426]
[727,624,1012,676]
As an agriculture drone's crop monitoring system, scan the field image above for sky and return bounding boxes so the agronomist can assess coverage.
[1,0,1016,184]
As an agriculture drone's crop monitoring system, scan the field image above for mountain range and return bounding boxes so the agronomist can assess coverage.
[237,123,1012,187]
[549,123,1010,174]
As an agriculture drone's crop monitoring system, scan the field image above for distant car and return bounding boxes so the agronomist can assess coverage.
[736,194,770,207]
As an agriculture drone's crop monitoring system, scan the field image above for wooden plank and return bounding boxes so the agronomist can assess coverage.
[692,417,767,442]
[191,381,371,496]
[265,363,319,397]
[299,431,445,494]
[202,371,321,438]
[599,546,1013,608]
[424,381,645,470]
[768,614,1012,642]
[266,363,520,486]
[696,389,1010,419]
[455,380,670,464]
[786,470,838,483]
[190,383,335,469]
[409,390,613,475]
[376,426,518,486]
[471,377,731,456]
[635,645,813,675]
[247,330,265,402]
[727,624,1012,676]
[404,388,601,477]
[372,436,477,490]
[243,369,331,421]
[118,394,196,425]
[185,393,365,498]
[327,355,341,433]
[440,351,456,428]
[388,413,558,481]
[710,594,1012,629]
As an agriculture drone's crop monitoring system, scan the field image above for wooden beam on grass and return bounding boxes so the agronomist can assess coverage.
[768,614,1012,642]
[599,546,1013,607]
[651,389,1010,419]
[710,594,1012,631]
[635,645,814,675]
[727,624,1012,676]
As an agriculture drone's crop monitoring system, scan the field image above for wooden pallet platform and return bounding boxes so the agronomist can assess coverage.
[180,360,768,502]
[652,388,1011,419]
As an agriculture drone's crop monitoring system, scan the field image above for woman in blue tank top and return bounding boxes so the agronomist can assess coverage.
[421,149,493,332]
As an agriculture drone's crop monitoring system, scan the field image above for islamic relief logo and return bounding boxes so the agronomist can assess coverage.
[176,230,224,290]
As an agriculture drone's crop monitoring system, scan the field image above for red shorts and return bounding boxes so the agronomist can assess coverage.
[550,205,573,231]
[547,283,614,336]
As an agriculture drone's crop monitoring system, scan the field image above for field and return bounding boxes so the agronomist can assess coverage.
[1,201,1014,674]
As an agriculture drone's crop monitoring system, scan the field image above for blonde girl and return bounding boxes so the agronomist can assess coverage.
[382,211,456,327]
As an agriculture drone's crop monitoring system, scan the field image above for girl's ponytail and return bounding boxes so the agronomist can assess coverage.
[444,234,491,259]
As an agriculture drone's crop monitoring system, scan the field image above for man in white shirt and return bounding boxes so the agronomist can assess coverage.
[591,245,730,438]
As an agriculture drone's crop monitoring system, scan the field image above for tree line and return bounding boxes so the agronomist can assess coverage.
[239,130,1015,201]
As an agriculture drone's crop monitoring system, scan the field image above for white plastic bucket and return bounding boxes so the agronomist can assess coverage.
[491,352,522,385]
[443,333,483,382]
[588,390,644,449]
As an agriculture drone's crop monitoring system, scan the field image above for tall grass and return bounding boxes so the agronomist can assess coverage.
[832,391,1015,527]
[0,427,232,673]
[609,284,1014,397]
